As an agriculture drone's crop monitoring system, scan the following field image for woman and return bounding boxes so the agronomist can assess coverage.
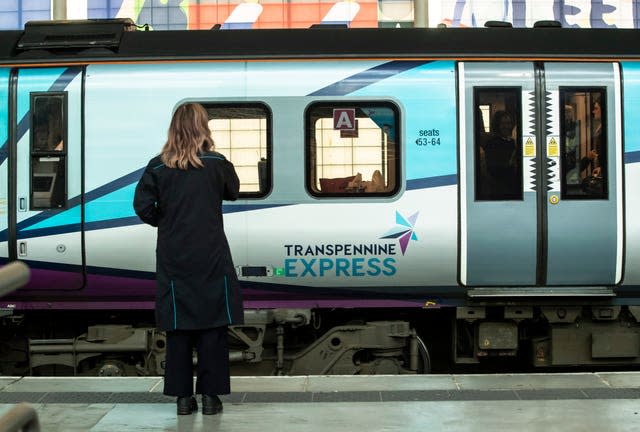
[133,102,243,415]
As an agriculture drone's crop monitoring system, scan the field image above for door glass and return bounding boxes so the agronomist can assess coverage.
[203,103,270,197]
[30,92,67,209]
[474,88,522,201]
[32,94,64,152]
[560,88,607,199]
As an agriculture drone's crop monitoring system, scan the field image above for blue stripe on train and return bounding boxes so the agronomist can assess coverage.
[0,174,456,240]
[625,150,640,164]
[5,153,640,241]
[308,60,432,96]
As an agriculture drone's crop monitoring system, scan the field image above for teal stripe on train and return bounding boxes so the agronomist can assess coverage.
[622,62,640,154]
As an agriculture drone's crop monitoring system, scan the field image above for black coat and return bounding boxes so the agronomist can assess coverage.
[133,151,244,331]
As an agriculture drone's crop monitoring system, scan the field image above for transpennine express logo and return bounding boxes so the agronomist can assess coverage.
[278,210,418,278]
[380,211,419,255]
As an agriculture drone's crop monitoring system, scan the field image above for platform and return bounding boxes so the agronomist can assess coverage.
[1,372,640,431]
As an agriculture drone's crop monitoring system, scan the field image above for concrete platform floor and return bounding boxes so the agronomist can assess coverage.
[0,372,639,431]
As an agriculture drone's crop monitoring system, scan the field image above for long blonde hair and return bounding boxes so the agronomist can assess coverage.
[161,103,214,169]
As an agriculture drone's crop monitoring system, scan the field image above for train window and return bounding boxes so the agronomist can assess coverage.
[306,102,399,197]
[203,103,270,197]
[560,88,607,200]
[474,88,523,201]
[30,92,67,210]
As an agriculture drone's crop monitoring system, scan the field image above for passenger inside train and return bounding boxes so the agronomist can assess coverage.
[483,110,521,199]
[561,91,607,199]
[474,88,522,201]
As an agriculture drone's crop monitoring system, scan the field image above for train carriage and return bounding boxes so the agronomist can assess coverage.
[0,19,639,375]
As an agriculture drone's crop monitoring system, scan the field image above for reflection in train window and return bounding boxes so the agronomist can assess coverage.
[203,104,270,197]
[306,102,399,197]
[32,94,65,152]
[560,88,607,200]
[474,88,522,201]
[30,92,67,210]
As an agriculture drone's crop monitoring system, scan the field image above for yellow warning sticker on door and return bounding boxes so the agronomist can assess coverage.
[524,137,535,157]
[547,137,559,157]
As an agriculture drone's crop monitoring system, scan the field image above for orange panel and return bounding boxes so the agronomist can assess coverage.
[287,3,324,25]
[188,1,379,30]
[259,3,287,21]
[188,4,234,30]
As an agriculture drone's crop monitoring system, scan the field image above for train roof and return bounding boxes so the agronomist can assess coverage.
[0,19,639,65]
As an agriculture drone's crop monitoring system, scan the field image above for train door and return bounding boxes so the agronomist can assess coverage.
[459,62,622,288]
[11,67,84,290]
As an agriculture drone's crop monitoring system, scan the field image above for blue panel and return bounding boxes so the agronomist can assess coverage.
[22,0,50,11]
[0,1,19,11]
[622,62,640,154]
[87,0,125,18]
[88,0,125,10]
[0,68,9,148]
[88,9,108,19]
[319,21,349,26]
[221,23,254,30]
[352,61,458,181]
[138,1,187,30]
[0,12,19,30]
[0,67,9,250]
[23,207,81,231]
[85,183,138,223]
[22,11,50,23]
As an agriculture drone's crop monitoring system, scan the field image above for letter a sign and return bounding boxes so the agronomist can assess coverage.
[333,108,356,130]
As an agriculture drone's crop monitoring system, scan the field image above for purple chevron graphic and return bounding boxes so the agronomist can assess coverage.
[380,211,418,255]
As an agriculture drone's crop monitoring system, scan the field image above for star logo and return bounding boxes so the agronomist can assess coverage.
[380,211,418,255]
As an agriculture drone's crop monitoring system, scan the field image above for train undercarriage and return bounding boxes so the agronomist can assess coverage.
[2,305,640,376]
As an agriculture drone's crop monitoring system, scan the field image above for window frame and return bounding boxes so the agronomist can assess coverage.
[304,100,401,198]
[29,91,68,210]
[200,102,272,199]
[559,86,608,200]
[472,86,523,202]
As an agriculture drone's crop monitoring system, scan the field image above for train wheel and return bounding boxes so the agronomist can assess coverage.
[403,334,431,374]
[416,334,432,373]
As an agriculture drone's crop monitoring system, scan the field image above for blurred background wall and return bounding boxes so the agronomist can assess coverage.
[1,0,638,30]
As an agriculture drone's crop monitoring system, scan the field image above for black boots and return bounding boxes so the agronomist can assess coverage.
[176,395,222,415]
[202,394,223,415]
[176,396,198,415]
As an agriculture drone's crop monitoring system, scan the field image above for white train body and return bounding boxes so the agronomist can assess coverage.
[0,21,639,374]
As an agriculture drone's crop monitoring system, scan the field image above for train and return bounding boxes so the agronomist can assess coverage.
[0,18,640,376]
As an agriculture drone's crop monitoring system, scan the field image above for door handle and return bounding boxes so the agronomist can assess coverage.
[18,197,27,212]
[18,242,27,257]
